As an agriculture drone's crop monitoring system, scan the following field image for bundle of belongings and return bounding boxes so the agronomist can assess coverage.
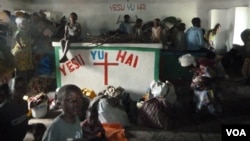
[89,85,135,127]
[88,86,134,141]
[137,80,177,130]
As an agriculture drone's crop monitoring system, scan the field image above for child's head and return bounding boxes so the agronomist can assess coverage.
[177,23,186,31]
[213,23,221,34]
[8,76,27,101]
[86,107,99,125]
[191,17,201,27]
[153,18,160,27]
[0,83,9,105]
[124,14,130,23]
[135,18,143,27]
[57,84,83,116]
[69,12,78,22]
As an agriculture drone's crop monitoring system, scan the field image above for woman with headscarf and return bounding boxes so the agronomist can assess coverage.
[178,54,222,115]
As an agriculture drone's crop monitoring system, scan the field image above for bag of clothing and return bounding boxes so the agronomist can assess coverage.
[89,93,130,127]
[98,98,130,127]
[137,97,170,129]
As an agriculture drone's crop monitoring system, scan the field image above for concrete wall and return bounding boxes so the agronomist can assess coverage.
[209,9,228,53]
[208,6,249,53]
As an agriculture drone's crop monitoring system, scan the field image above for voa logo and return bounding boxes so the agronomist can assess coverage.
[226,129,246,136]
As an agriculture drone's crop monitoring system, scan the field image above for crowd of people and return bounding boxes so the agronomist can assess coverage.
[0,10,57,87]
[0,10,222,83]
[115,14,221,53]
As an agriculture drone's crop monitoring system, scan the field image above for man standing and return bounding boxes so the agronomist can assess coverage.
[186,17,204,51]
[118,14,132,35]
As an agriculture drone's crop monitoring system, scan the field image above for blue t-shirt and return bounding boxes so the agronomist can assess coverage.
[119,22,132,34]
[186,27,204,51]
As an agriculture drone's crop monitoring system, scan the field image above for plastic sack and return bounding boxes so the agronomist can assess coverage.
[98,98,130,127]
[149,80,177,105]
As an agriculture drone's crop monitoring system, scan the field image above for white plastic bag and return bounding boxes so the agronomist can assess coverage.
[149,80,177,104]
[98,98,130,127]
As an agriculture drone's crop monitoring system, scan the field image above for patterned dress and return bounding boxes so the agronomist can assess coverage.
[11,29,34,71]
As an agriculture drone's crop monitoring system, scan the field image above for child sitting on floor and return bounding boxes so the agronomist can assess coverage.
[81,107,107,141]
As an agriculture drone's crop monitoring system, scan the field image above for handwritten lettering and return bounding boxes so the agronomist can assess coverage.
[58,51,139,81]
[59,64,67,76]
[127,3,135,11]
[110,4,125,11]
[59,54,85,76]
[116,50,127,63]
[91,50,104,60]
[116,50,138,68]
[110,3,146,11]
[137,3,146,11]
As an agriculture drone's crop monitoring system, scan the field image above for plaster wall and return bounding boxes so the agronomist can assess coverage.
[0,0,248,34]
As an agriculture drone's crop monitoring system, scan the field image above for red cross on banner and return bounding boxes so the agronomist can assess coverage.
[93,52,119,85]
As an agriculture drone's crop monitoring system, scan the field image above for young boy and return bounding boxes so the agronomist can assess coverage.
[151,18,163,43]
[42,84,84,141]
[118,14,132,34]
[59,12,82,63]
[81,108,107,141]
